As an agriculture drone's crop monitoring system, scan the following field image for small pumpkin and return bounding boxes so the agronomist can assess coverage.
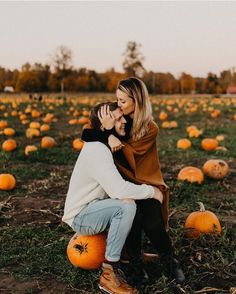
[178,166,204,184]
[202,159,229,179]
[201,138,218,151]
[185,202,222,238]
[25,145,38,156]
[3,128,15,136]
[29,122,41,129]
[177,138,191,150]
[0,173,16,190]
[26,128,40,138]
[159,111,168,121]
[0,120,8,129]
[40,124,50,132]
[72,139,84,151]
[67,232,106,269]
[41,136,56,148]
[2,139,17,152]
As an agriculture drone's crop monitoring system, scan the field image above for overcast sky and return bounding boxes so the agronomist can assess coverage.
[0,1,236,77]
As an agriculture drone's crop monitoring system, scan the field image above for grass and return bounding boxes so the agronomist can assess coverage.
[0,93,236,293]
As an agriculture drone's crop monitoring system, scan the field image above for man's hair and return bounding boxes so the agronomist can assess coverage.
[89,102,118,130]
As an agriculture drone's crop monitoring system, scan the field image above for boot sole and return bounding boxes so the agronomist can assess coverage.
[98,284,115,294]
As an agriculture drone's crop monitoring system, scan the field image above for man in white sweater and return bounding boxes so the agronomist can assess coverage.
[62,102,162,294]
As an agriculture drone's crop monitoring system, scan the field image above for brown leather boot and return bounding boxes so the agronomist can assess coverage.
[98,262,139,294]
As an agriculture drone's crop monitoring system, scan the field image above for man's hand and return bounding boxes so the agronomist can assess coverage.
[152,186,163,204]
[108,135,124,153]
[98,105,116,130]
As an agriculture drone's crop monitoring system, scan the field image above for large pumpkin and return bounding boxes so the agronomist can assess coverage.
[203,159,229,179]
[0,173,16,190]
[177,166,204,184]
[185,202,222,238]
[67,233,106,269]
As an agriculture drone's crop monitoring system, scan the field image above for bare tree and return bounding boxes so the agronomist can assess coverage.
[122,41,145,78]
[51,45,73,93]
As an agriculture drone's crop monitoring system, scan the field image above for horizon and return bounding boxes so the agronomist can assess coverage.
[0,1,236,78]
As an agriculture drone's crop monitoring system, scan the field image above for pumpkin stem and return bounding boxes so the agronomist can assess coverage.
[197,201,205,212]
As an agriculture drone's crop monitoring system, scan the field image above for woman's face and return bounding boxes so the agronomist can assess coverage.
[116,89,135,116]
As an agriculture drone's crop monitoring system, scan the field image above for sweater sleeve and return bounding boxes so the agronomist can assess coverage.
[86,143,154,200]
[81,128,113,144]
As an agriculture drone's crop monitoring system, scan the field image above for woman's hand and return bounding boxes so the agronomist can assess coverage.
[152,186,163,204]
[98,105,116,130]
[108,135,124,153]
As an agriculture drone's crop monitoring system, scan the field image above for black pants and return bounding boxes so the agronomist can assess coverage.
[125,198,174,256]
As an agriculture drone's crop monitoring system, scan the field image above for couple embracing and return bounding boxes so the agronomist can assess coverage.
[62,77,185,294]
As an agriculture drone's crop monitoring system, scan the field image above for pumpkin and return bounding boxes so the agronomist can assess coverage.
[188,128,202,138]
[185,202,222,238]
[41,136,56,148]
[31,110,41,118]
[201,138,218,151]
[25,145,38,156]
[215,135,225,142]
[159,111,168,121]
[0,120,8,129]
[40,124,50,132]
[2,139,17,152]
[178,166,204,184]
[3,128,15,136]
[29,122,41,129]
[26,128,40,138]
[78,117,90,125]
[203,159,229,179]
[67,232,106,269]
[177,138,191,150]
[73,139,84,151]
[0,173,16,190]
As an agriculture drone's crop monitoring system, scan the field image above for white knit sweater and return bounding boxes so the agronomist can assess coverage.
[62,142,154,227]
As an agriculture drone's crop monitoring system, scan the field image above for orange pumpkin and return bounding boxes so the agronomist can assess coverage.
[0,120,8,129]
[3,128,15,136]
[40,124,50,132]
[201,138,218,151]
[177,138,191,150]
[67,233,106,269]
[178,166,204,184]
[25,145,38,156]
[29,122,41,129]
[185,202,222,238]
[41,136,56,148]
[159,111,168,121]
[202,159,229,179]
[78,117,90,125]
[2,139,17,152]
[0,173,16,190]
[72,139,84,151]
[26,128,40,138]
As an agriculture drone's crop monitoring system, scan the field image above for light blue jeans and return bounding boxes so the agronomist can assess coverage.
[72,198,137,261]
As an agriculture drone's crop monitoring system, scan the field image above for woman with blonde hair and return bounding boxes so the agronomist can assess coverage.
[82,77,185,286]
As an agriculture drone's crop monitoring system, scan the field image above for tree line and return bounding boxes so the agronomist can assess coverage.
[0,42,236,94]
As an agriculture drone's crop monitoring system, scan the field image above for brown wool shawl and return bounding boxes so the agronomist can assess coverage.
[116,120,169,228]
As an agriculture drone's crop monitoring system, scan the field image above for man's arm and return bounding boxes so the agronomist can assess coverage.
[86,143,155,200]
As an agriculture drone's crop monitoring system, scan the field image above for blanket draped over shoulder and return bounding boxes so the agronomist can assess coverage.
[115,121,169,228]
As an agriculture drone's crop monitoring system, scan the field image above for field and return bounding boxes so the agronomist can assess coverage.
[0,93,236,294]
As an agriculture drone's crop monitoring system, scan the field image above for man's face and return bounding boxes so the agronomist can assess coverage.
[111,108,126,136]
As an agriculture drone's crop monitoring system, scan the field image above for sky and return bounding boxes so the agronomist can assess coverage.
[0,1,236,78]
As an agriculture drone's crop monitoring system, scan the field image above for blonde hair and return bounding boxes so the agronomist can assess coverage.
[117,77,153,141]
